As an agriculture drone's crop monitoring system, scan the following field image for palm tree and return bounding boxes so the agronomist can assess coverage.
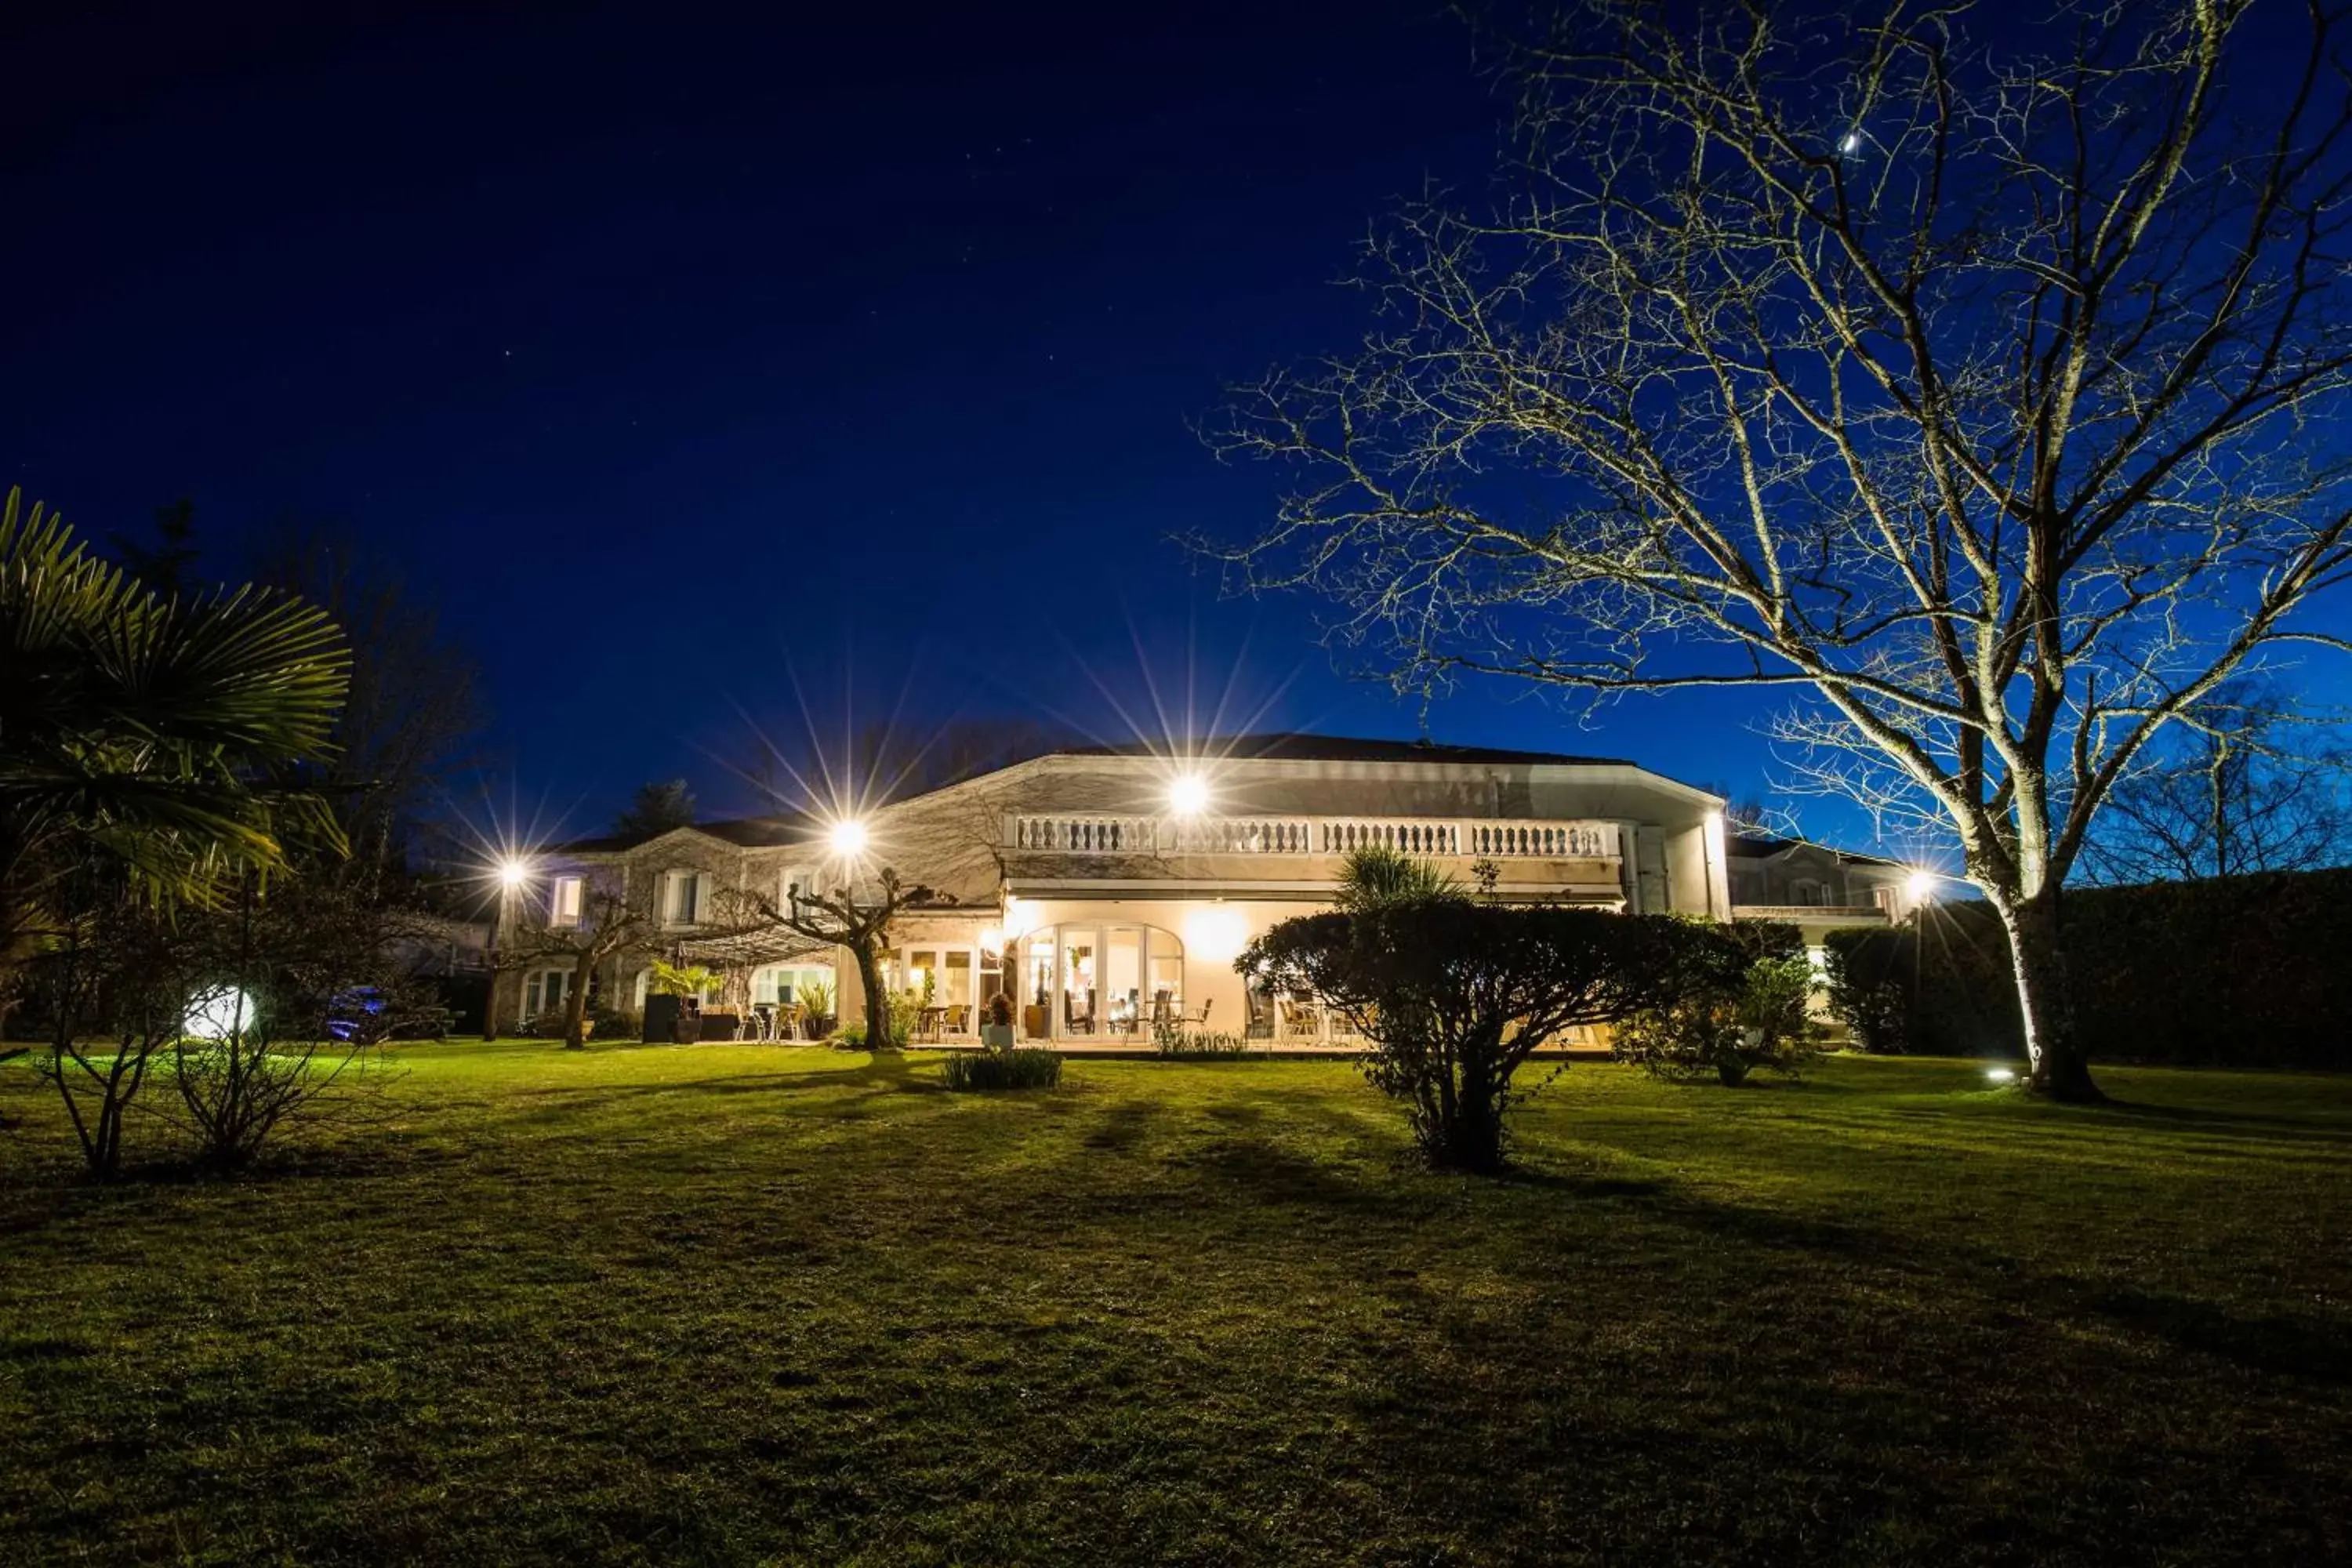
[0,488,351,992]
[1335,845,1464,912]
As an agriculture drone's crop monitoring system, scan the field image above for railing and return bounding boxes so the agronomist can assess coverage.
[1469,821,1615,858]
[1008,814,1620,859]
[1166,817,1317,854]
[1731,903,1889,924]
[1011,815,1157,852]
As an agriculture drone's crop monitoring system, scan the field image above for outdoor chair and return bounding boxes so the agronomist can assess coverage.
[944,1004,971,1036]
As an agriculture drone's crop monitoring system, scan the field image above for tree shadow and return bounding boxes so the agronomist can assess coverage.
[2082,1285,2352,1382]
[2092,1098,2352,1146]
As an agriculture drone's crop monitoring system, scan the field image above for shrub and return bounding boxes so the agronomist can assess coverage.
[831,1022,866,1050]
[1614,953,1824,1085]
[940,1047,1064,1091]
[1152,1022,1252,1058]
[1242,902,1739,1173]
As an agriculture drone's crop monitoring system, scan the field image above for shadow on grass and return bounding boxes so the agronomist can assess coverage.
[500,1054,953,1124]
[2093,1098,2352,1145]
[2085,1285,2352,1382]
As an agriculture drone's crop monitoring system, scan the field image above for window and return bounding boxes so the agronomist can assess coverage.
[549,875,583,927]
[752,965,833,1006]
[662,869,706,925]
[1017,923,1185,1040]
[1791,879,1824,907]
[523,967,573,1019]
[781,865,813,909]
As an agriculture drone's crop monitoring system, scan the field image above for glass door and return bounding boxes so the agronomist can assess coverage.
[1105,927,1142,1037]
[1062,931,1098,1034]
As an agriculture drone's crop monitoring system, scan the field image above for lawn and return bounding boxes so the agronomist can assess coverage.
[2,1044,2347,1566]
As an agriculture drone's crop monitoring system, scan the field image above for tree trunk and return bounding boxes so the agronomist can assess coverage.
[853,942,897,1051]
[1994,892,2102,1102]
[562,950,596,1050]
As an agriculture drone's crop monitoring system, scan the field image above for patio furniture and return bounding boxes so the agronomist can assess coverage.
[1244,990,1272,1040]
[917,1005,948,1042]
[942,1004,971,1036]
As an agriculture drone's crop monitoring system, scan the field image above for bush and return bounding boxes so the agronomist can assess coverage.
[1242,902,1740,1173]
[831,1022,866,1050]
[1614,953,1824,1085]
[940,1047,1064,1091]
[1152,1022,1252,1058]
[1818,866,2352,1067]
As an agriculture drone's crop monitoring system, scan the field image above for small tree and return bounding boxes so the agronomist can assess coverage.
[1242,902,1733,1172]
[499,877,659,1050]
[710,869,938,1050]
[30,893,194,1178]
[1335,844,1464,911]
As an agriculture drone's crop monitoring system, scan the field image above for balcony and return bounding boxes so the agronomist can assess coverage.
[1007,813,1620,860]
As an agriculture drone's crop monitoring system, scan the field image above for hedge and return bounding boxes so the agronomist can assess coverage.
[1823,866,2352,1069]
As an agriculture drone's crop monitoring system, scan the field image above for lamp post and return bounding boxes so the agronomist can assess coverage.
[485,857,529,1042]
[1904,870,1937,1053]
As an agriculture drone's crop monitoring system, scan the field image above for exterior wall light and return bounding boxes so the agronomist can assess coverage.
[829,818,870,857]
[499,858,529,889]
[1168,774,1210,817]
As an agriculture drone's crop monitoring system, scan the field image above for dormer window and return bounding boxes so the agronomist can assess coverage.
[549,875,584,927]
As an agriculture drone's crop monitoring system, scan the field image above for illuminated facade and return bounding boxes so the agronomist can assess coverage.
[503,734,1896,1043]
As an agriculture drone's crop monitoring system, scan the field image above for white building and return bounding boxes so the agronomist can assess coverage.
[494,734,1914,1043]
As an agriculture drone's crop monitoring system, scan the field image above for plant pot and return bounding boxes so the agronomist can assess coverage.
[1717,1058,1752,1087]
[981,1022,1015,1052]
[806,1014,836,1040]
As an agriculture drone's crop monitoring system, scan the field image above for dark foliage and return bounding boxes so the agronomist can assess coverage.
[938,1047,1063,1091]
[612,780,698,840]
[1615,921,1820,1085]
[1240,903,1737,1172]
[1824,868,2352,1067]
[1152,1023,1253,1058]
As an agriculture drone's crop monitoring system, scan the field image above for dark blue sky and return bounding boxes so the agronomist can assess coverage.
[2,1,1871,840]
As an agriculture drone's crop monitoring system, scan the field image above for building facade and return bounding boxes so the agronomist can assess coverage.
[491,734,1914,1043]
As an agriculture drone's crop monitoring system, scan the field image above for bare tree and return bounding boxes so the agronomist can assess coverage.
[1207,1,2352,1099]
[247,522,488,873]
[2083,678,2352,881]
[711,869,939,1049]
[496,875,660,1050]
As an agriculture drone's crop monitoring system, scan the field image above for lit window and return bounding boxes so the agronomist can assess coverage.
[550,875,583,927]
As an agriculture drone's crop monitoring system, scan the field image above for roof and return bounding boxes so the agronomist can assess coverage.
[1057,731,1635,768]
[555,814,815,855]
[1730,830,1906,868]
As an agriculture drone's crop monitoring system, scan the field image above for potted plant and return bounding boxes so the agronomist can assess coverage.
[981,990,1016,1053]
[799,977,836,1040]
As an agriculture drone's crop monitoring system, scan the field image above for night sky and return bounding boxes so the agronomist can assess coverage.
[5,2,1885,840]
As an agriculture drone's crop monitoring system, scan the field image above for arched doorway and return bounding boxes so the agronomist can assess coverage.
[1014,922,1185,1041]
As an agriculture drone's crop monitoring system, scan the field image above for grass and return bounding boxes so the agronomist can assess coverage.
[2,1043,2348,1566]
